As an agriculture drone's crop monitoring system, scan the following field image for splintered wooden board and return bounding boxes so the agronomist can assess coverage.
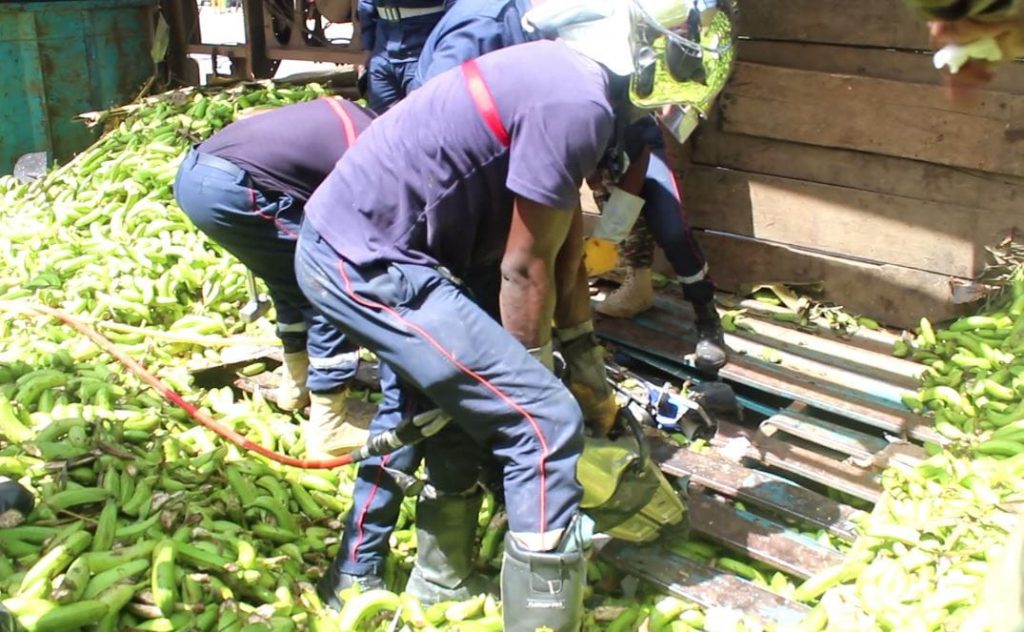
[683,165,985,277]
[719,63,1024,178]
[691,128,1024,229]
[736,41,1024,95]
[693,231,970,330]
[737,0,930,49]
[600,541,810,626]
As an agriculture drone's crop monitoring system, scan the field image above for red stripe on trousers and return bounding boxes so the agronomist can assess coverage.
[334,259,551,538]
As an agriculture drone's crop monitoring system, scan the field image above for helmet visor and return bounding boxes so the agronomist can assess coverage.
[629,0,736,112]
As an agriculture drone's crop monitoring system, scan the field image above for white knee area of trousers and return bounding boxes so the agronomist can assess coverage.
[508,528,566,552]
[308,350,361,370]
[678,262,710,285]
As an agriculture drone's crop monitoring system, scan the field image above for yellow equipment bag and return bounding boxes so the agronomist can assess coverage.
[584,237,620,277]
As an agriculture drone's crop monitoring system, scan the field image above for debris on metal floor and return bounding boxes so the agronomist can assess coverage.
[188,286,933,625]
[593,287,932,624]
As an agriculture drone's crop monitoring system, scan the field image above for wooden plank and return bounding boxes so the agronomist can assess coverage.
[692,128,1024,239]
[639,307,916,408]
[650,438,862,540]
[600,542,810,626]
[720,63,1024,177]
[685,166,985,277]
[711,422,883,503]
[760,412,890,462]
[737,0,930,50]
[695,231,971,329]
[597,316,943,443]
[687,492,846,579]
[737,40,1024,95]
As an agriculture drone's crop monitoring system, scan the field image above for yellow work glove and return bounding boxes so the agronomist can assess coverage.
[556,321,618,436]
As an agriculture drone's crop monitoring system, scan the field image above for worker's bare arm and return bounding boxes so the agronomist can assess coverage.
[500,196,574,349]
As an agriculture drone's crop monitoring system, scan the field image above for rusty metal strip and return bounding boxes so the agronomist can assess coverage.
[730,297,904,356]
[687,492,845,579]
[728,424,883,504]
[600,541,810,626]
[723,309,923,386]
[760,411,887,462]
[649,292,904,357]
[650,437,861,540]
[719,318,922,388]
[597,316,941,444]
[636,309,913,408]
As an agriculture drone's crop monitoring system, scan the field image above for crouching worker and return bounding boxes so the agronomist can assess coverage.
[297,0,732,627]
[588,114,729,373]
[172,97,376,457]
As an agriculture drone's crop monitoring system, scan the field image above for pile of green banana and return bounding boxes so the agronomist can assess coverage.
[0,84,733,630]
[787,271,1024,630]
[794,450,1024,631]
[895,271,1024,454]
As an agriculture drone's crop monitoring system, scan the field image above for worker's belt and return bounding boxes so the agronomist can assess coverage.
[376,4,445,21]
[191,149,248,181]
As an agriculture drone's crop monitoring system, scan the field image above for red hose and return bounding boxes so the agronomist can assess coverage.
[22,303,353,469]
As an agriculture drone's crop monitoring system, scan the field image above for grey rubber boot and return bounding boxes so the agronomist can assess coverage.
[404,487,497,605]
[316,555,385,612]
[693,300,728,373]
[500,517,587,632]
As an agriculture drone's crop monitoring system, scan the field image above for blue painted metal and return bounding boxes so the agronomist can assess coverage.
[0,0,155,174]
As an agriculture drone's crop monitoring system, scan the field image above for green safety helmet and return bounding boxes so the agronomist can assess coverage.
[522,0,737,143]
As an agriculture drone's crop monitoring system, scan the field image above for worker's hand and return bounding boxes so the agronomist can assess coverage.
[928,17,1024,102]
[556,322,618,436]
[585,173,612,209]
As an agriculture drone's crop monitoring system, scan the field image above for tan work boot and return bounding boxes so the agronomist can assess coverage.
[596,267,654,318]
[306,391,371,457]
[277,351,310,411]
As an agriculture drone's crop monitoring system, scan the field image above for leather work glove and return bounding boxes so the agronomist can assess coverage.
[556,322,618,436]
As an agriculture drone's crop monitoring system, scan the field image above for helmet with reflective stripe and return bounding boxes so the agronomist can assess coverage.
[522,0,737,142]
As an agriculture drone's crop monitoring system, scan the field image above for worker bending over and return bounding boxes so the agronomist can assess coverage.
[298,1,734,628]
[172,97,375,457]
[413,0,732,374]
[358,0,453,112]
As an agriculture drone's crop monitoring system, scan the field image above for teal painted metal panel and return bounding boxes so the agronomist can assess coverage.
[0,0,155,174]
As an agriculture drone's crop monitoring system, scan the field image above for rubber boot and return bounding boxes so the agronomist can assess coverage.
[692,301,728,373]
[595,267,654,318]
[316,555,385,612]
[404,488,497,605]
[306,391,371,457]
[277,351,310,411]
[500,517,586,632]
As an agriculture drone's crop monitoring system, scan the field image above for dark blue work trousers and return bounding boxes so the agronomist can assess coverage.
[331,266,505,577]
[366,55,420,113]
[173,149,358,392]
[628,118,714,304]
[296,221,584,555]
